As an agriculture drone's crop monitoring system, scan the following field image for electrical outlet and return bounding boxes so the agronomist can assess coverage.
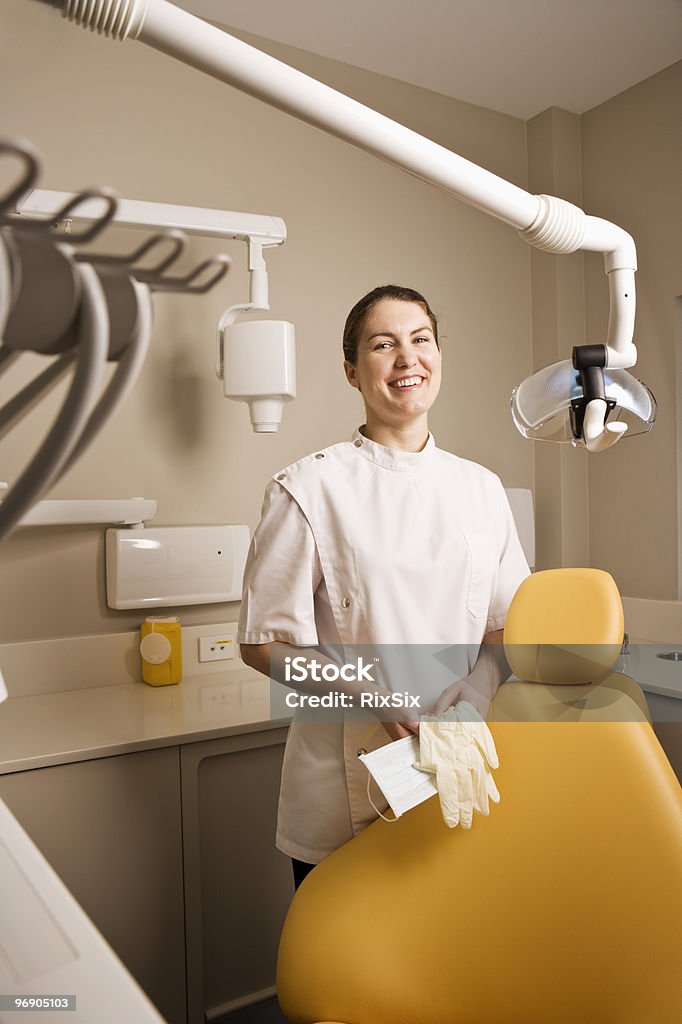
[198,632,236,663]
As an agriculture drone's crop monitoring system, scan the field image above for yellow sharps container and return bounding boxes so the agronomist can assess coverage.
[140,616,182,686]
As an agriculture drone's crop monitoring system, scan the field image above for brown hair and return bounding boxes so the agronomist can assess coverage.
[342,285,439,364]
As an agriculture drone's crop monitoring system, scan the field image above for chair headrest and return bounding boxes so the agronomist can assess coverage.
[503,568,624,684]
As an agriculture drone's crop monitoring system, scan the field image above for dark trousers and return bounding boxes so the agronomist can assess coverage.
[291,858,316,890]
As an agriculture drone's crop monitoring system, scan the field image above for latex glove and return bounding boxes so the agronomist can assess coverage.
[415,702,500,828]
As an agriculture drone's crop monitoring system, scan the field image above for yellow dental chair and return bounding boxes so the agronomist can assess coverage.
[277,569,682,1024]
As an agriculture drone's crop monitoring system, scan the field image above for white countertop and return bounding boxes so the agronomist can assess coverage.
[2,642,679,777]
[0,669,291,774]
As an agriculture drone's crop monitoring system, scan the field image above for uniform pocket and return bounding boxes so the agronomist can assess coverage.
[463,532,496,619]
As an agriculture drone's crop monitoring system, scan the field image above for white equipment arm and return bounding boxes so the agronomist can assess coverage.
[46,0,639,450]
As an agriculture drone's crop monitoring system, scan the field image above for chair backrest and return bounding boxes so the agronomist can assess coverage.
[504,567,624,684]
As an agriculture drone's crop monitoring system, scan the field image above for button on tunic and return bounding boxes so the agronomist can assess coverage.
[238,429,529,863]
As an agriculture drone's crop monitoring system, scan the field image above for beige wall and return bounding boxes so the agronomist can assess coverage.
[0,1,532,642]
[582,61,682,599]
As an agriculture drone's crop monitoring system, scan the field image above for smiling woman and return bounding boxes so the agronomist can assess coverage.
[342,285,442,449]
[237,283,530,888]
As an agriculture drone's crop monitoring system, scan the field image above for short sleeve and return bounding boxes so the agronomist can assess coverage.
[486,478,531,633]
[238,480,322,646]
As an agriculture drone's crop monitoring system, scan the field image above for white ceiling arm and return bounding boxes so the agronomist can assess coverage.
[45,0,647,451]
[518,194,637,367]
[48,0,637,364]
[52,0,539,229]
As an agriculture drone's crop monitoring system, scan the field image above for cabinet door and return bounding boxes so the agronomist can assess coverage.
[180,729,292,1023]
[0,748,186,1024]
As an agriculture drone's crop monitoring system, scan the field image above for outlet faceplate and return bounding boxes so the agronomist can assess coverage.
[198,633,236,663]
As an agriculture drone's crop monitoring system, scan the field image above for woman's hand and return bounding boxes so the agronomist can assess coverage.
[430,629,508,720]
[432,678,490,720]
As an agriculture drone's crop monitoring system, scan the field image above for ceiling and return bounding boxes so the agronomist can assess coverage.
[181,0,682,119]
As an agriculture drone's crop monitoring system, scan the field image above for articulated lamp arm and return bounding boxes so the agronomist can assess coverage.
[45,0,641,451]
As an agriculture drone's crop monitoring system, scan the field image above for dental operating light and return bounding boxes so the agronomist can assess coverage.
[40,0,656,452]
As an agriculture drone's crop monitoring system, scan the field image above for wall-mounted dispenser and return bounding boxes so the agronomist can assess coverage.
[106,524,250,609]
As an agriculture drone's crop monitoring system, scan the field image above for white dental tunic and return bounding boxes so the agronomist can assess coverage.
[238,429,529,863]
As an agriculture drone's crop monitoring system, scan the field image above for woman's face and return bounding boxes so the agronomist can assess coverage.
[344,299,442,430]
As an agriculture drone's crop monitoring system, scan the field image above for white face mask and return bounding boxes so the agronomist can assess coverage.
[358,735,437,821]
